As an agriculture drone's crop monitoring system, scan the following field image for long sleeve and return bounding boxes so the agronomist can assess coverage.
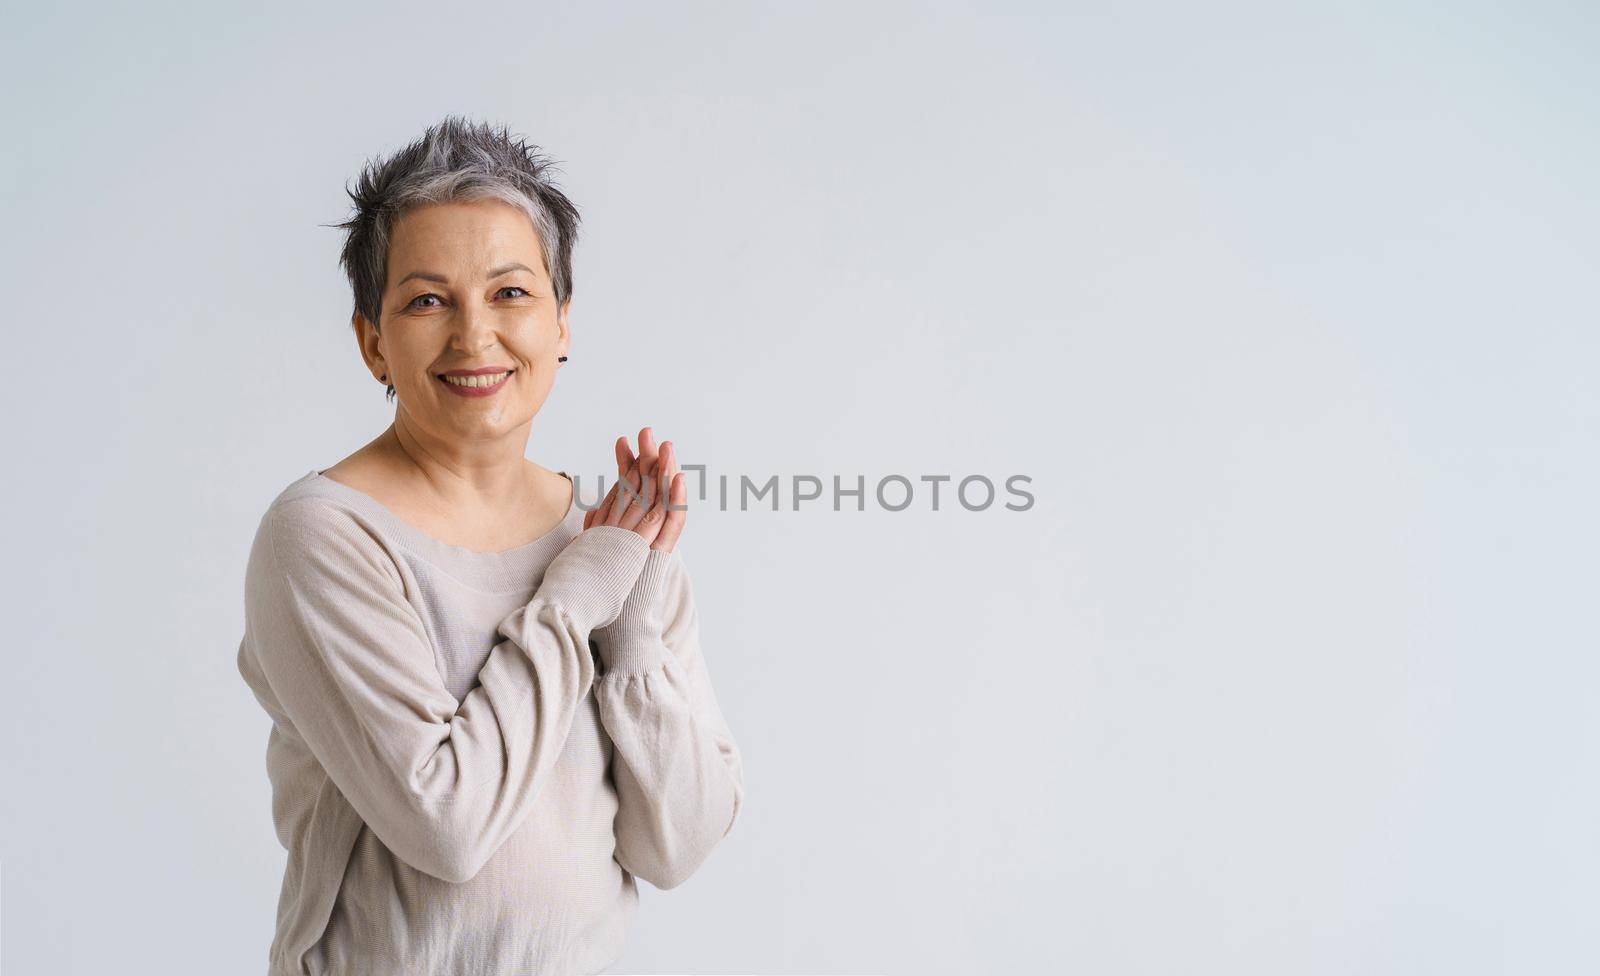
[591,548,745,890]
[241,498,650,884]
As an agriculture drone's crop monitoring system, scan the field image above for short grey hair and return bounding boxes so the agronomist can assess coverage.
[334,114,582,331]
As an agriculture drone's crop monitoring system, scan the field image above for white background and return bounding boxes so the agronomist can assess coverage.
[1,1,1596,973]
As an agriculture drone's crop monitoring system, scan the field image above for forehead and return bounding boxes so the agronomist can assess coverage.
[386,198,546,281]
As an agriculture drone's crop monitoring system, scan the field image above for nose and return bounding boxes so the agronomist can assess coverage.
[448,299,496,355]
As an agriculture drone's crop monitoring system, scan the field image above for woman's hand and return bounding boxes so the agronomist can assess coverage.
[583,426,688,552]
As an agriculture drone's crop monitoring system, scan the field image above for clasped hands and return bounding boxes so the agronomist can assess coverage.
[582,426,687,552]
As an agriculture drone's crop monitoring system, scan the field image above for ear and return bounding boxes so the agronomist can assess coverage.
[353,311,386,381]
[556,298,572,358]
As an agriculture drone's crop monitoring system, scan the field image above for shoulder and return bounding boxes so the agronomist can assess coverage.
[526,458,576,516]
[247,472,401,586]
[257,471,368,542]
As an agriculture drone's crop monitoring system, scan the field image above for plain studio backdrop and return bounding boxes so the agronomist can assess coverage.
[1,2,1595,973]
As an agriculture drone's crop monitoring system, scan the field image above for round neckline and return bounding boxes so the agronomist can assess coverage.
[307,467,578,561]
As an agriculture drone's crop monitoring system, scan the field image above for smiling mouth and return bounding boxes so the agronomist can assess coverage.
[438,370,514,388]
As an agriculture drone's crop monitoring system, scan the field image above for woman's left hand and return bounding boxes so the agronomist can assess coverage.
[584,426,687,552]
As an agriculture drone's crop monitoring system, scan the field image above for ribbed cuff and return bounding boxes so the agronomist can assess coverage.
[600,548,678,674]
[536,526,651,632]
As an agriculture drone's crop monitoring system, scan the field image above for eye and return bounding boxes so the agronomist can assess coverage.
[407,293,444,309]
[496,286,530,299]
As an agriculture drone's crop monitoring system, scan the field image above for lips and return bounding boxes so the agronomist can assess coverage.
[436,367,515,397]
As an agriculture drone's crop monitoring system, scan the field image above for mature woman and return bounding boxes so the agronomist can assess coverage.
[235,116,745,976]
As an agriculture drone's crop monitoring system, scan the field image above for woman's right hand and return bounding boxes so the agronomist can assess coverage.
[583,426,687,552]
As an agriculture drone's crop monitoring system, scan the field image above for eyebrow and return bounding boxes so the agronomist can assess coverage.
[395,263,538,287]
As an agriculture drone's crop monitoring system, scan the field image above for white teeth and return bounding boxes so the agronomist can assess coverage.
[443,371,511,388]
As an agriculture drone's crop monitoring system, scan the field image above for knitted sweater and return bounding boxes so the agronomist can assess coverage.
[234,469,744,975]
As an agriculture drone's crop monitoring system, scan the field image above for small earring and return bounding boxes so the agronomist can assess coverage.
[558,356,568,363]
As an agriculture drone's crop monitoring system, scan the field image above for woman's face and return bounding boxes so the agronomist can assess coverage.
[357,197,569,445]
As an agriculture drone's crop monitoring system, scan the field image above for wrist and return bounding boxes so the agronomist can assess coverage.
[599,548,679,671]
[537,526,651,632]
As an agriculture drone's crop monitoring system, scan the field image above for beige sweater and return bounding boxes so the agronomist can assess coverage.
[235,470,744,975]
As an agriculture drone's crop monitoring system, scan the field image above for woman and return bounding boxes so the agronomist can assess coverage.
[235,116,745,976]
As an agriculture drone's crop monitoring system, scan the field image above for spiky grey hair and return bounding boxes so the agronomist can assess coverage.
[334,115,581,334]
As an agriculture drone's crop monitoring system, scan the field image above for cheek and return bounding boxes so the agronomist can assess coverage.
[519,307,559,337]
[385,334,436,369]
[522,360,554,386]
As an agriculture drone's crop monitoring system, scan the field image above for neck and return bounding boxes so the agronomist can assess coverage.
[379,413,537,510]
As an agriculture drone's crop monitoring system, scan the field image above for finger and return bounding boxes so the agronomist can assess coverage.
[611,432,643,521]
[605,457,643,528]
[617,428,666,529]
[653,446,687,552]
[658,440,675,512]
[635,443,672,550]
[612,456,654,530]
[615,435,634,476]
[660,472,689,550]
[633,442,670,546]
[633,481,665,546]
[587,478,618,528]
[617,457,656,528]
[596,436,634,524]
[636,426,660,481]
